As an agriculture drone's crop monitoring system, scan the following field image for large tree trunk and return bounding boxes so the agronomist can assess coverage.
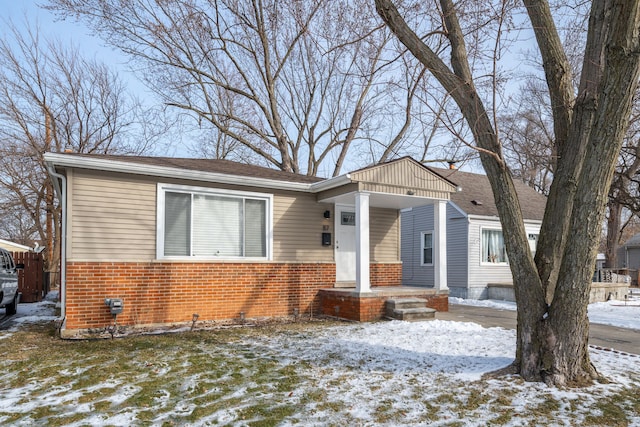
[376,0,640,386]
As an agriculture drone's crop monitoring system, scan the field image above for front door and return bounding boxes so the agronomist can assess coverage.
[335,205,356,283]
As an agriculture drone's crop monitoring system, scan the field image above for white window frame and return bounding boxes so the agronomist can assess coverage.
[420,231,434,266]
[527,232,539,256]
[480,227,508,266]
[157,183,273,260]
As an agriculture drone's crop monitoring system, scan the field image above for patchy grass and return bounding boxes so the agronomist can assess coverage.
[0,320,638,426]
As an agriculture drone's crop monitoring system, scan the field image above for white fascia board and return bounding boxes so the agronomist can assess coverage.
[467,213,543,225]
[43,152,312,193]
[0,239,32,251]
[309,173,352,192]
[447,201,468,218]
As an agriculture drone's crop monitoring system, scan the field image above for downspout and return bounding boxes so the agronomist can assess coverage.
[46,165,67,323]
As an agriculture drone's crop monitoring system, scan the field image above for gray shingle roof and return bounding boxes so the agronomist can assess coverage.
[428,167,547,221]
[61,153,323,184]
[58,154,546,220]
[623,233,640,247]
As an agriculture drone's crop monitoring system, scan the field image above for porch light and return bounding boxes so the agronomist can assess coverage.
[324,210,331,219]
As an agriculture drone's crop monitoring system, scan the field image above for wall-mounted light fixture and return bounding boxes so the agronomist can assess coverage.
[323,210,331,219]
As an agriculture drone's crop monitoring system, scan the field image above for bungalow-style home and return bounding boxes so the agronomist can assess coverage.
[44,153,458,337]
[401,167,547,299]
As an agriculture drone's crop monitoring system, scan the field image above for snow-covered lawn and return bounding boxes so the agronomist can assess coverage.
[0,292,638,426]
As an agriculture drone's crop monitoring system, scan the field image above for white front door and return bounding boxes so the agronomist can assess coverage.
[335,205,356,283]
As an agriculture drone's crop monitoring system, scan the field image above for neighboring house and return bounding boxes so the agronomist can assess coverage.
[44,153,458,337]
[616,234,640,285]
[617,234,640,271]
[0,239,32,253]
[401,167,547,299]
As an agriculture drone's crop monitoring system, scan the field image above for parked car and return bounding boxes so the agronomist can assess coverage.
[0,248,20,315]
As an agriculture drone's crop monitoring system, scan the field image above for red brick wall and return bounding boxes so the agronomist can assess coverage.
[426,294,449,312]
[370,263,402,287]
[64,261,403,331]
[320,291,449,322]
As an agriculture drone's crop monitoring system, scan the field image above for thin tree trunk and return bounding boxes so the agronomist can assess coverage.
[605,201,621,268]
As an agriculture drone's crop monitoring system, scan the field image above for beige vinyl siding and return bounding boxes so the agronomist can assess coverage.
[272,192,334,262]
[351,158,456,199]
[68,169,336,262]
[69,170,157,260]
[68,168,401,263]
[370,208,399,262]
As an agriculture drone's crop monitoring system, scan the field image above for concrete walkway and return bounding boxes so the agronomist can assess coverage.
[437,304,640,355]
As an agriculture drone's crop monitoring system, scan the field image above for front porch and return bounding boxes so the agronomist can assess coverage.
[319,286,449,322]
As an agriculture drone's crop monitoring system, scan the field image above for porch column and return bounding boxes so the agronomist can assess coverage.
[356,191,371,293]
[433,199,448,291]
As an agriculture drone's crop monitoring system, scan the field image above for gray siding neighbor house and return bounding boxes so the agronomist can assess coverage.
[401,167,547,299]
[616,234,640,285]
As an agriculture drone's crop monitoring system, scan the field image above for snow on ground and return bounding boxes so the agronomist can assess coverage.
[7,290,59,327]
[1,291,639,426]
[451,292,640,330]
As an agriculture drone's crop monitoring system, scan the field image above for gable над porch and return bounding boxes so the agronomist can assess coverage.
[311,158,458,321]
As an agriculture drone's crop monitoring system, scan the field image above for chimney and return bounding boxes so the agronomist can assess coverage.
[448,161,457,170]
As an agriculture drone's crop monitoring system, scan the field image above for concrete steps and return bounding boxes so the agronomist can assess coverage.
[385,298,436,321]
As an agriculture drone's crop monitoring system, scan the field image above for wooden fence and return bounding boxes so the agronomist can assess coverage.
[12,252,47,303]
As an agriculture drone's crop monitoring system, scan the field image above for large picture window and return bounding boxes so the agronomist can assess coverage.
[482,229,507,264]
[158,184,271,259]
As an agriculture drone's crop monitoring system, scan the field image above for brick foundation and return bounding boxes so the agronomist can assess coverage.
[320,290,448,322]
[63,261,404,333]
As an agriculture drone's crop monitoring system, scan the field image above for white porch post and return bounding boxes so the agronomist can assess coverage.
[433,199,448,291]
[355,192,371,293]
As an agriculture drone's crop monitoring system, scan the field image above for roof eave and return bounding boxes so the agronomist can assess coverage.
[466,214,543,224]
[43,152,313,192]
[309,173,352,192]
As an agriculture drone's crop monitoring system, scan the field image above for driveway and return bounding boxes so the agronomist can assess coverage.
[437,304,640,355]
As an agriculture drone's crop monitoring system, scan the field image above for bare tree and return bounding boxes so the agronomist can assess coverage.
[46,0,457,176]
[501,79,555,195]
[605,108,640,268]
[0,22,152,283]
[376,0,640,386]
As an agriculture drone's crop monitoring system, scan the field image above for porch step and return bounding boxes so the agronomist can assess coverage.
[385,298,436,321]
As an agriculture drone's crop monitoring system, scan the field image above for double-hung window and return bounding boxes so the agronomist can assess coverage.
[421,232,433,265]
[481,228,507,264]
[158,184,272,259]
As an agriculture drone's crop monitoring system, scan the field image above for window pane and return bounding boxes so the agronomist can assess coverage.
[193,195,242,256]
[164,192,191,256]
[245,199,266,257]
[423,233,433,264]
[528,233,538,255]
[482,229,507,263]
